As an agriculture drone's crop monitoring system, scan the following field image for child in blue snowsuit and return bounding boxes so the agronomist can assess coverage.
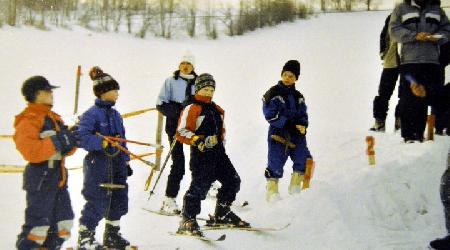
[262,60,312,202]
[77,67,132,250]
[14,76,77,250]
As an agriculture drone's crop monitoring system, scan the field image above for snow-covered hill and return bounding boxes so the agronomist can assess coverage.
[1,11,449,249]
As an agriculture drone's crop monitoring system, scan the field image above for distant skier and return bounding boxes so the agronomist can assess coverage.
[370,13,401,132]
[262,60,313,202]
[14,76,77,250]
[429,148,450,249]
[176,73,249,236]
[389,0,450,142]
[156,52,197,215]
[76,67,133,250]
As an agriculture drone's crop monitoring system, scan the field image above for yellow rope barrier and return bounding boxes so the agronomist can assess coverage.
[0,165,82,173]
[122,108,157,119]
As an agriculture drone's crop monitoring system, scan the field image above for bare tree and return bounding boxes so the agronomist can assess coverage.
[137,1,155,38]
[219,4,234,36]
[185,0,196,38]
[204,0,217,39]
[8,0,16,26]
[321,0,326,11]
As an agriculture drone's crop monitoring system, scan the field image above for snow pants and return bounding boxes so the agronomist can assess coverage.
[17,162,74,250]
[373,67,400,121]
[266,135,312,179]
[79,152,128,230]
[182,145,241,219]
[165,134,186,198]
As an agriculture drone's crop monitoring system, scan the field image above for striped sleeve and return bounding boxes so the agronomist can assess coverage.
[176,104,202,145]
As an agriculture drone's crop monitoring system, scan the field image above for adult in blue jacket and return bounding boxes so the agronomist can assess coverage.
[77,67,132,250]
[156,53,197,214]
[262,60,312,202]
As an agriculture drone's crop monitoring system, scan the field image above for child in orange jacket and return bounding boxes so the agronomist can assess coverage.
[14,76,77,250]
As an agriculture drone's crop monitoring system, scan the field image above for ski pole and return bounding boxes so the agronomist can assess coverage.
[103,135,163,149]
[97,133,156,168]
[147,137,178,200]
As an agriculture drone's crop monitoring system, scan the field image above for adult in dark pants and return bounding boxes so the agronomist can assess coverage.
[156,53,197,214]
[429,149,450,249]
[176,74,249,236]
[390,0,450,142]
[371,14,401,132]
[14,76,77,250]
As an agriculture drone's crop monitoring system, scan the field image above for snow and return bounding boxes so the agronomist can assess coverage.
[1,10,450,249]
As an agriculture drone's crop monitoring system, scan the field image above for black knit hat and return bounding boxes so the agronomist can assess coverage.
[21,76,59,102]
[281,60,301,80]
[195,73,216,93]
[89,66,120,97]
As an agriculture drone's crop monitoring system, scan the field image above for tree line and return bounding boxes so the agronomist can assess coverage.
[0,0,380,39]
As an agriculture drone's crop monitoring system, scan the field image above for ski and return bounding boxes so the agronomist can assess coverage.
[66,246,138,250]
[202,223,291,232]
[141,207,209,221]
[168,231,226,243]
[142,207,181,217]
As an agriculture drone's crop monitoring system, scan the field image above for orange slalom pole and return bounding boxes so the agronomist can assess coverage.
[366,136,375,166]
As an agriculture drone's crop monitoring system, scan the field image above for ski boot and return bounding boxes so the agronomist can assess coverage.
[207,202,250,228]
[42,229,64,250]
[429,235,450,250]
[16,233,43,250]
[288,171,304,194]
[77,225,103,250]
[369,119,385,132]
[160,196,181,215]
[103,223,130,250]
[266,178,281,202]
[177,216,203,236]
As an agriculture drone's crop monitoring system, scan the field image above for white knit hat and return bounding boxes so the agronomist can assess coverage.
[180,51,195,68]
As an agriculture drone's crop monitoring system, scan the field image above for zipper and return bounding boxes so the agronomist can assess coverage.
[37,170,48,191]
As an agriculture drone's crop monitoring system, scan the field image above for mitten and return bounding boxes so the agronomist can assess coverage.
[411,83,426,98]
[51,130,77,156]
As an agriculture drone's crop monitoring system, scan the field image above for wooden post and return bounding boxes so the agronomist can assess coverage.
[73,65,81,115]
[144,112,164,191]
[155,112,164,171]
[427,114,435,141]
[302,158,315,190]
[366,136,375,166]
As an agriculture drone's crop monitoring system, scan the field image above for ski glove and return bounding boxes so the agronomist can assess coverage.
[51,129,77,156]
[102,139,111,149]
[204,135,218,149]
[296,125,307,135]
[126,162,133,176]
[192,135,206,152]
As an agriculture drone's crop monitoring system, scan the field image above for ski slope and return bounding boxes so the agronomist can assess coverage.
[0,10,450,249]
